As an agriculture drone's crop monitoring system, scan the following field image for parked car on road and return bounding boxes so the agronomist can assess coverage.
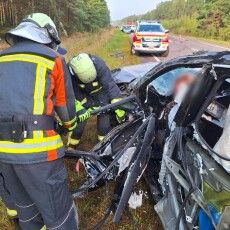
[121,25,132,34]
[131,25,136,32]
[131,20,169,57]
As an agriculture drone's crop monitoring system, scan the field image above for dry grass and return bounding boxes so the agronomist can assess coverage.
[63,29,116,61]
[62,29,139,69]
[0,41,9,51]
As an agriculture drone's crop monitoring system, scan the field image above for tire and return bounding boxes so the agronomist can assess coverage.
[131,45,139,56]
[161,47,169,57]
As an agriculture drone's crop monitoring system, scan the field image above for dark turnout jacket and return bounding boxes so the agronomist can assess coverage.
[0,41,76,164]
[71,55,121,107]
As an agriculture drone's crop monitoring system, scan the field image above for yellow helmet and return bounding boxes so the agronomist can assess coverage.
[69,54,97,83]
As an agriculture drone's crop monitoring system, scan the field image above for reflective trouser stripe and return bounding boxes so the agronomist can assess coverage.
[80,98,87,105]
[98,135,105,142]
[92,81,99,87]
[33,64,47,138]
[79,84,85,88]
[0,54,54,69]
[69,138,80,146]
[0,135,63,153]
[90,87,102,94]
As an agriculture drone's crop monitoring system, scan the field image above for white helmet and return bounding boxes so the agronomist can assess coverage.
[5,13,60,47]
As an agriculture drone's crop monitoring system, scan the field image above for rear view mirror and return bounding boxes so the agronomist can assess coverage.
[165,29,169,33]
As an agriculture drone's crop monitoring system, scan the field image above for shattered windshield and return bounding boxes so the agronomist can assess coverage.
[150,67,201,96]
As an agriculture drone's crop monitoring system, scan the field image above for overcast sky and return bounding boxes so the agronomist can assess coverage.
[106,0,164,21]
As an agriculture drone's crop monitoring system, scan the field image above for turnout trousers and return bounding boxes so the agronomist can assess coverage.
[0,172,16,210]
[0,159,78,230]
[71,112,110,141]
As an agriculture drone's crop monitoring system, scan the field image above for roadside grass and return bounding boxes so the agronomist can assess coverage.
[63,29,139,68]
[0,29,161,230]
[93,30,139,69]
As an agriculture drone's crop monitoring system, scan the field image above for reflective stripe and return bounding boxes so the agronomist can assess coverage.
[111,98,122,104]
[0,135,63,153]
[98,135,105,142]
[6,208,17,218]
[79,84,85,88]
[0,54,54,69]
[33,64,46,114]
[81,98,87,105]
[92,81,99,87]
[68,123,77,131]
[33,64,47,138]
[90,87,102,94]
[63,117,77,126]
[69,138,80,146]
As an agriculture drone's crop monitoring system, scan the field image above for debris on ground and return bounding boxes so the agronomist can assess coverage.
[110,51,124,59]
[128,190,144,209]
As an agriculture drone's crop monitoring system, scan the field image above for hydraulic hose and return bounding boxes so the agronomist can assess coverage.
[90,95,137,116]
[65,150,101,160]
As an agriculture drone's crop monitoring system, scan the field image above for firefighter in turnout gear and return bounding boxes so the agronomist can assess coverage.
[68,53,125,148]
[0,13,78,229]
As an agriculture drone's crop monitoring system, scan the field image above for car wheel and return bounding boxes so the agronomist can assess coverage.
[161,47,169,57]
[131,45,138,56]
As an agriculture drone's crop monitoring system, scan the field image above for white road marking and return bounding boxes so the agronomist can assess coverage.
[153,55,161,62]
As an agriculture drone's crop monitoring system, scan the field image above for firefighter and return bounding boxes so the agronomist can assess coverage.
[68,53,125,148]
[0,172,17,218]
[0,13,78,229]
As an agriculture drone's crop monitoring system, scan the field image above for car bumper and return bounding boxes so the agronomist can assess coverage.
[133,43,168,53]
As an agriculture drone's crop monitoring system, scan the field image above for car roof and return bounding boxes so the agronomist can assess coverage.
[134,51,230,91]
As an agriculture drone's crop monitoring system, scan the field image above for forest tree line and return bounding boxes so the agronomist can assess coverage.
[0,0,110,35]
[121,0,230,41]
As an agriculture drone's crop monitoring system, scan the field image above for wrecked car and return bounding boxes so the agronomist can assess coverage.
[65,51,230,230]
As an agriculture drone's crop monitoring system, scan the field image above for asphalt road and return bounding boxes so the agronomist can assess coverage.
[136,35,229,63]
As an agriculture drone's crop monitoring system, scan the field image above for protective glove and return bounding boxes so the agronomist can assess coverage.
[111,98,126,123]
[78,109,91,123]
[55,116,77,135]
[75,100,91,123]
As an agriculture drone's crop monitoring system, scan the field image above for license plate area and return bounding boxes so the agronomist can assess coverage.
[142,42,161,48]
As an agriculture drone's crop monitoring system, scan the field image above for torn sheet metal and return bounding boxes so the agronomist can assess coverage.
[213,105,230,173]
[117,147,136,177]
